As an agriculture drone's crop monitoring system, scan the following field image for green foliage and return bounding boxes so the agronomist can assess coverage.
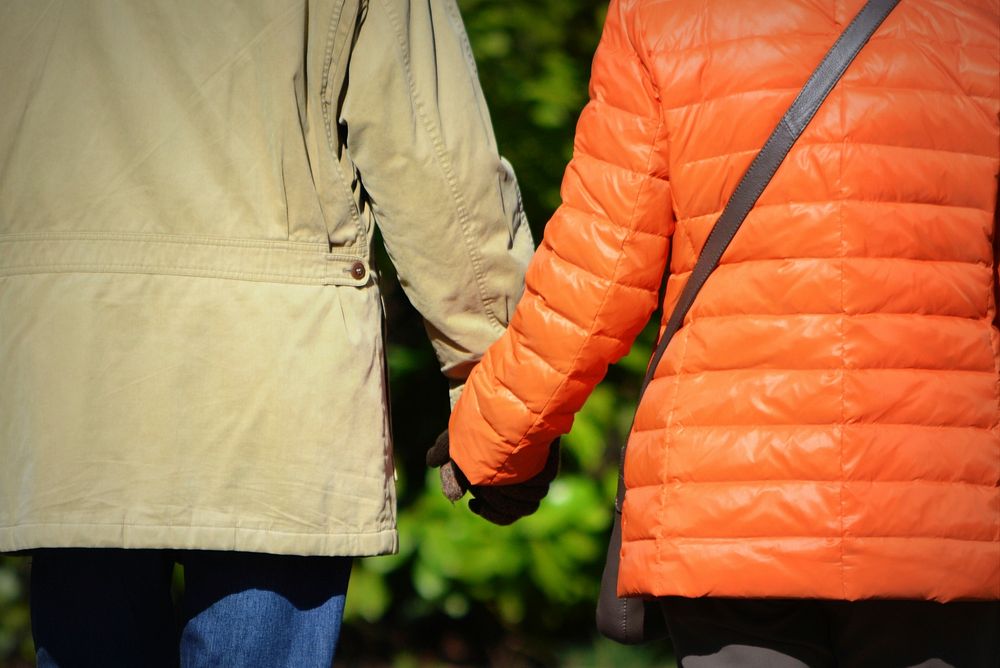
[0,557,32,665]
[456,0,608,233]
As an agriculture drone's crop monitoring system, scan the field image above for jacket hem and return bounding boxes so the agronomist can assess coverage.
[0,522,398,557]
[618,535,1000,601]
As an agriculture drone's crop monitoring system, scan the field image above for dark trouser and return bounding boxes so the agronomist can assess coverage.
[30,549,352,668]
[661,597,1000,668]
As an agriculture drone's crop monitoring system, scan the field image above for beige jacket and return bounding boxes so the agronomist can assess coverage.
[0,0,532,556]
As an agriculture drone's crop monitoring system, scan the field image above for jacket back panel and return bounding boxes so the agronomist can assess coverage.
[0,0,532,555]
[621,0,1000,600]
[448,0,1000,600]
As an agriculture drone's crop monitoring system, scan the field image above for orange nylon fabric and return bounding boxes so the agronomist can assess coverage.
[449,0,1000,601]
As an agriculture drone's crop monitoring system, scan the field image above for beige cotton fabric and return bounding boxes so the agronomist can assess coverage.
[0,0,532,556]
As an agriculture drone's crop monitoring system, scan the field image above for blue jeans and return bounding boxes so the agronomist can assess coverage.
[30,549,352,668]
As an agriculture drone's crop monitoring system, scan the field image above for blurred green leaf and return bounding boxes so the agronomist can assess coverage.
[0,569,20,604]
[442,593,470,619]
[344,562,393,623]
[386,343,432,380]
[0,556,32,665]
[495,590,525,625]
[563,385,617,473]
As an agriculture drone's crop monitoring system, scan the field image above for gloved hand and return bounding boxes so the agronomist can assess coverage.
[426,431,560,526]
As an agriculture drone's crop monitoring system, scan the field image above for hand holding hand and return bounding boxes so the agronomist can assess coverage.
[426,431,560,525]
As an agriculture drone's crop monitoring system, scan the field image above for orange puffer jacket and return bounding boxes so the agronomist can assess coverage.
[449,0,1000,601]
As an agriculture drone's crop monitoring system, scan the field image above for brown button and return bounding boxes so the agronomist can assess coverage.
[350,261,367,280]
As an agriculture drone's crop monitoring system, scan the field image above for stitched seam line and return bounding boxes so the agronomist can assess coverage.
[630,478,999,488]
[679,220,699,261]
[653,366,1000,377]
[321,0,368,257]
[988,207,1000,581]
[521,286,637,343]
[655,318,689,584]
[0,232,333,251]
[667,255,994,280]
[541,241,661,293]
[838,86,848,600]
[628,534,1000,542]
[574,150,672,181]
[0,234,369,284]
[662,83,997,115]
[663,312,995,324]
[0,264,328,281]
[644,17,990,60]
[632,422,997,434]
[0,521,395,537]
[558,201,670,239]
[680,140,998,169]
[677,199,994,227]
[380,0,504,334]
[440,0,496,143]
[587,96,661,123]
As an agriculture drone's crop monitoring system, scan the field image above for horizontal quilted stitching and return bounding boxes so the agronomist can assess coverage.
[451,0,1000,601]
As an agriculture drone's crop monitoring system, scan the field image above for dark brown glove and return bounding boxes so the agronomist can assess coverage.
[426,431,560,526]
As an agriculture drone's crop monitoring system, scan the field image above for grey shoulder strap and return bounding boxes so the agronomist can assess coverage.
[617,0,901,509]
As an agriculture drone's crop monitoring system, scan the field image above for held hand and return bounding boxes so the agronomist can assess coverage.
[425,431,560,526]
[425,430,470,502]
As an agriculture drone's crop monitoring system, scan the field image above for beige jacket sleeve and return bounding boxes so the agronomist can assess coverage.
[340,0,533,405]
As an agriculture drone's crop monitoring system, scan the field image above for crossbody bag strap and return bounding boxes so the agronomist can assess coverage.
[615,0,901,511]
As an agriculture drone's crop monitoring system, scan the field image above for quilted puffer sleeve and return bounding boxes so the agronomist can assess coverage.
[448,0,673,485]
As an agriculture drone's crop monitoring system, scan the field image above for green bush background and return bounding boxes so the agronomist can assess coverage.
[0,1,676,665]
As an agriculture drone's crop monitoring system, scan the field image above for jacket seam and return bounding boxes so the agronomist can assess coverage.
[678,219,699,262]
[642,30,835,58]
[629,478,1000,488]
[0,231,335,250]
[658,311,996,323]
[378,0,505,335]
[0,233,369,285]
[662,84,997,115]
[0,522,395,537]
[588,96,662,124]
[642,29,998,59]
[678,140,998,169]
[627,535,1000,543]
[632,422,997,434]
[440,0,495,144]
[556,200,670,239]
[539,243,661,294]
[654,317,689,579]
[649,366,1000,377]
[667,255,994,278]
[988,204,1000,553]
[519,287,632,344]
[837,88,848,598]
[677,198,995,225]
[0,265,354,285]
[321,0,369,258]
[572,150,671,183]
[501,337,566,379]
[0,267,366,288]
